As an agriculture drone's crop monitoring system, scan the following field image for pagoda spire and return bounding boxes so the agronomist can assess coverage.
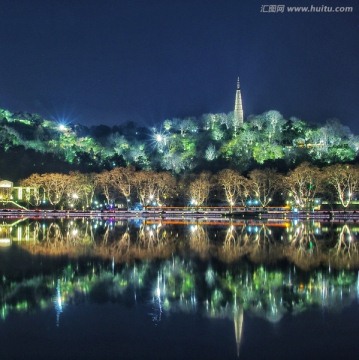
[234,77,244,127]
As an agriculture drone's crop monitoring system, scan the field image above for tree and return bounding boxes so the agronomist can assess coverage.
[40,173,71,207]
[109,167,134,206]
[161,151,187,173]
[189,172,212,207]
[96,170,116,204]
[205,144,218,161]
[248,169,281,207]
[263,110,286,144]
[128,142,149,168]
[323,164,359,208]
[107,133,130,157]
[252,142,284,164]
[68,172,97,209]
[285,163,322,210]
[217,169,249,212]
[133,170,159,207]
[131,170,176,207]
[155,172,176,205]
[20,173,44,206]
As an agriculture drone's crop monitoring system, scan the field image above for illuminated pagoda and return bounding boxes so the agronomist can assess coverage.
[234,77,244,126]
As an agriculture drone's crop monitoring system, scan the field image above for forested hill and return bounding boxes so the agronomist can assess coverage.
[0,108,358,181]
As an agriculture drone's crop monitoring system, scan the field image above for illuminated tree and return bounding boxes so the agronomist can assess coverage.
[249,114,266,131]
[217,169,249,211]
[205,144,218,161]
[252,142,284,164]
[202,113,217,131]
[24,139,47,153]
[155,172,176,205]
[20,173,44,206]
[218,113,231,130]
[128,142,149,168]
[264,110,286,143]
[40,173,71,207]
[189,172,212,207]
[285,163,322,210]
[96,170,116,204]
[161,151,187,173]
[0,126,22,150]
[163,119,172,131]
[220,124,257,167]
[0,108,13,119]
[248,169,281,207]
[133,170,159,206]
[67,172,97,209]
[109,167,135,205]
[323,164,359,208]
[107,133,130,157]
[180,136,196,160]
[178,118,198,137]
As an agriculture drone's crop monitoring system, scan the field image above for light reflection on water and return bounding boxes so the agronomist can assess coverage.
[0,217,359,358]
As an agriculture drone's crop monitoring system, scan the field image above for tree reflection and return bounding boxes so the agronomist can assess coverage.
[188,224,210,258]
[289,222,317,254]
[284,221,322,270]
[2,217,359,359]
[220,223,249,262]
[2,217,359,269]
[1,251,359,357]
[335,224,357,255]
[115,227,131,255]
[330,224,359,268]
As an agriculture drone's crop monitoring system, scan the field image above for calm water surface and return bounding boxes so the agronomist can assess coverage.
[0,217,359,359]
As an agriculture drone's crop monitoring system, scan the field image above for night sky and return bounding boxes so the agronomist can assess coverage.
[0,0,358,133]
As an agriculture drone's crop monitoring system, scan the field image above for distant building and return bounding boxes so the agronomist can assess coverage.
[0,179,36,208]
[234,77,244,127]
[0,180,13,188]
[0,180,13,201]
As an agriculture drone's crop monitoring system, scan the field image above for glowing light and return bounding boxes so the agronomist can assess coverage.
[0,238,11,246]
[54,280,64,327]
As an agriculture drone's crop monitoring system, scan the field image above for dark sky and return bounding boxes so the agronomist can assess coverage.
[0,0,358,133]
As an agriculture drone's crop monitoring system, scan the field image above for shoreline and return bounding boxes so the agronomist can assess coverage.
[0,209,358,221]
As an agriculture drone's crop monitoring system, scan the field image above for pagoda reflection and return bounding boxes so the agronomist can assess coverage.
[1,217,358,357]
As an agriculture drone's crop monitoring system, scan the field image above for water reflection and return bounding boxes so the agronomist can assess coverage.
[1,218,359,267]
[1,217,359,356]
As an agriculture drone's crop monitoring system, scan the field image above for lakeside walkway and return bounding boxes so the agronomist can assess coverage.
[0,208,358,221]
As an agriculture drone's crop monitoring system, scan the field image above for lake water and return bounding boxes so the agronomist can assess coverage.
[0,217,359,359]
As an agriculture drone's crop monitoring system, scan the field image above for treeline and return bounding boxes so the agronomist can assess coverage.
[0,108,358,179]
[12,163,359,210]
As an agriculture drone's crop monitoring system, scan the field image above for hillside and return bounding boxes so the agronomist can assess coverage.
[0,108,358,181]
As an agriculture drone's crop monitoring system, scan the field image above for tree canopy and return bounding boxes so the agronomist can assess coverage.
[0,107,357,180]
